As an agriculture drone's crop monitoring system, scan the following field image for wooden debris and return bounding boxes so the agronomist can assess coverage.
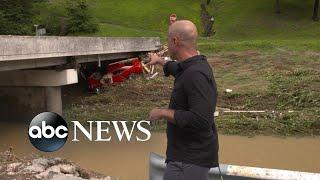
[141,62,151,73]
[223,110,266,113]
[147,72,159,80]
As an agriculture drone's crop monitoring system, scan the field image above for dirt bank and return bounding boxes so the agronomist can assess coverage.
[0,148,110,180]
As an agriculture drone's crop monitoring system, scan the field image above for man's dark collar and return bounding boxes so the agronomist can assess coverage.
[178,55,206,70]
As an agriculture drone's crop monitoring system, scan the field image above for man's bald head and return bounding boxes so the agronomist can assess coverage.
[167,20,199,60]
[168,20,198,49]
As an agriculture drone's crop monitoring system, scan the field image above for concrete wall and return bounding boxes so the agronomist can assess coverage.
[0,69,76,121]
[0,36,160,62]
[0,69,78,86]
[0,86,62,122]
[0,87,46,122]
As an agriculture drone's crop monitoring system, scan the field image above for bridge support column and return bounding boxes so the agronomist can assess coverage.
[0,69,77,121]
[45,86,62,115]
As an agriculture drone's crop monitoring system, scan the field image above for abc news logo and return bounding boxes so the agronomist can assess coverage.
[29,112,151,152]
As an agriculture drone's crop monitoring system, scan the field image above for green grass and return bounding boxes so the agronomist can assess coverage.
[89,0,200,38]
[198,39,320,55]
[63,42,320,136]
[59,0,320,136]
[63,76,173,123]
[211,0,320,40]
[96,23,164,37]
[84,0,320,41]
[39,0,319,40]
[208,44,320,136]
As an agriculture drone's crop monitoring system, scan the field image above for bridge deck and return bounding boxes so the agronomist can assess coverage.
[0,36,160,71]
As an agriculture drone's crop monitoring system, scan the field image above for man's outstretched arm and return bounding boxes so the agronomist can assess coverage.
[147,53,179,77]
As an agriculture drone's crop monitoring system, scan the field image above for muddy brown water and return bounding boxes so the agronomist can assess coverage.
[0,122,319,180]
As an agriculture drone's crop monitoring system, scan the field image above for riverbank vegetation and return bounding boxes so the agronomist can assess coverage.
[63,41,320,136]
[1,0,319,136]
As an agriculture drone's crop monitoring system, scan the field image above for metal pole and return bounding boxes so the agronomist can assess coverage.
[34,25,38,36]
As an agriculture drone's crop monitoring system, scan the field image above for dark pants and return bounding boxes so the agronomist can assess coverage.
[163,161,210,180]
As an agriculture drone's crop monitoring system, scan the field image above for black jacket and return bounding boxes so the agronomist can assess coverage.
[163,55,219,168]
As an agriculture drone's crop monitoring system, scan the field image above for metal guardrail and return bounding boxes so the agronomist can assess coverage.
[149,152,320,180]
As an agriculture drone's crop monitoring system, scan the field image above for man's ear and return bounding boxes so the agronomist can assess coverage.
[173,37,179,46]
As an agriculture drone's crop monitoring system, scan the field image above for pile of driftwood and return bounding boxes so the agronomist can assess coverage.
[141,44,169,80]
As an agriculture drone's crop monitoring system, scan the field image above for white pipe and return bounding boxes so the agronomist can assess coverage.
[149,153,320,180]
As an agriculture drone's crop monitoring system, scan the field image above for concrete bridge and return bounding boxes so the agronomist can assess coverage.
[0,36,160,121]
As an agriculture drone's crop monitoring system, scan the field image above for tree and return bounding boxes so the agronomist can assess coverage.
[66,0,98,34]
[312,0,319,21]
[0,0,33,35]
[275,0,281,13]
[0,11,6,33]
[32,2,68,35]
[200,1,216,37]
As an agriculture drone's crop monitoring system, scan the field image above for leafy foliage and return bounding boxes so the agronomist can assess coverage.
[32,1,68,35]
[1,0,98,35]
[65,0,98,34]
[0,0,33,35]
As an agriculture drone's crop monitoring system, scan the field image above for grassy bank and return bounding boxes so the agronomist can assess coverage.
[63,41,320,136]
[84,0,320,40]
[197,39,320,55]
[58,0,320,136]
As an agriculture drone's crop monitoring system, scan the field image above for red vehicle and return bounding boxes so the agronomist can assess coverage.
[85,58,144,93]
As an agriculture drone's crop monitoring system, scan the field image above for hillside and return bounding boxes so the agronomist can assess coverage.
[63,46,320,136]
[48,0,319,136]
[86,0,319,40]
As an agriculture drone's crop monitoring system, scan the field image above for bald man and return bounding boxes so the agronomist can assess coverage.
[147,20,219,180]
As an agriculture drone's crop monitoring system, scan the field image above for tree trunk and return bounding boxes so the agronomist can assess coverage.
[275,0,280,13]
[312,0,319,21]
